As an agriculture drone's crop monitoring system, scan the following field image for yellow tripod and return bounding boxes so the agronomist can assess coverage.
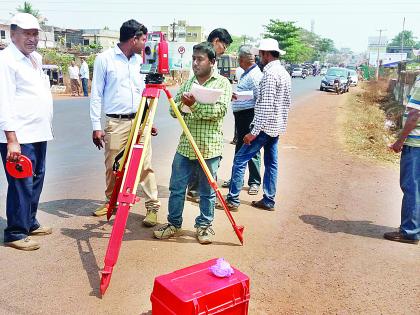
[99,82,244,295]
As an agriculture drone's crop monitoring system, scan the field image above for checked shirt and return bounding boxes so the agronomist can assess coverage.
[171,71,232,160]
[251,60,291,137]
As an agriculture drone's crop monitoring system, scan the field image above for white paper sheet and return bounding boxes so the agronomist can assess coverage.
[234,90,254,101]
[190,83,223,104]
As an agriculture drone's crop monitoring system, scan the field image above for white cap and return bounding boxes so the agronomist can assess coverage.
[251,38,286,56]
[10,13,41,30]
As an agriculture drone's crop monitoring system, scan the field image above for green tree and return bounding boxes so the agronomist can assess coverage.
[225,35,245,55]
[388,30,419,50]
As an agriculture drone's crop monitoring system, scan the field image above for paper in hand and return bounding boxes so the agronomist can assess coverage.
[190,83,223,104]
[234,90,254,101]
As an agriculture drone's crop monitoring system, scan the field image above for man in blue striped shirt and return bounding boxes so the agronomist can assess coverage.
[223,45,263,195]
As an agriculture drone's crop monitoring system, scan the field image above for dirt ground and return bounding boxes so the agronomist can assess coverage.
[0,89,418,315]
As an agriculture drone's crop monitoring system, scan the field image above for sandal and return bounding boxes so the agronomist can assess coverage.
[248,184,259,195]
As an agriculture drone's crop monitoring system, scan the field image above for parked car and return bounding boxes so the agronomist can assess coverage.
[291,67,303,78]
[320,67,350,93]
[347,69,358,86]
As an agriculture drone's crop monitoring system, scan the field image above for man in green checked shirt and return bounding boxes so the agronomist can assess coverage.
[154,42,232,244]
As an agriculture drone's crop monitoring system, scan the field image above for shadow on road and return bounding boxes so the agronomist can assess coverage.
[299,214,395,240]
[38,198,104,218]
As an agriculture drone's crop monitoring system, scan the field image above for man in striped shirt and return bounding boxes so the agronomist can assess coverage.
[384,75,420,244]
[223,45,263,195]
[225,38,291,211]
[154,42,232,244]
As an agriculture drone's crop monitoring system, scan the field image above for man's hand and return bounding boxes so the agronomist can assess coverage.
[232,92,238,101]
[181,92,196,107]
[92,130,105,150]
[388,140,404,153]
[6,141,21,162]
[151,125,158,136]
[243,133,257,145]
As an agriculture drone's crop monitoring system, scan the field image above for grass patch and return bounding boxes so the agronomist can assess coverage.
[340,80,403,165]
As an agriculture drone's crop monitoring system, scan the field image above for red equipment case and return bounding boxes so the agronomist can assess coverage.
[151,259,250,315]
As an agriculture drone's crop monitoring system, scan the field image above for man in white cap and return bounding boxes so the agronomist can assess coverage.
[0,13,53,250]
[225,38,291,211]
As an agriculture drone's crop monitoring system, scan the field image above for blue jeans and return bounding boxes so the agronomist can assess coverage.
[0,142,47,242]
[227,132,278,208]
[81,78,89,96]
[168,153,221,228]
[400,145,420,240]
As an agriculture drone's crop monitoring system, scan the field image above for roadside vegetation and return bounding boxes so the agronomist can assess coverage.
[340,80,403,165]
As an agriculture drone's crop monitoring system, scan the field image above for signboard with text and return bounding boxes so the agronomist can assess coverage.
[168,42,195,71]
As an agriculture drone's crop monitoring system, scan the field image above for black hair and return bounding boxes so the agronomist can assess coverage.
[10,24,18,31]
[269,51,280,58]
[207,28,233,45]
[193,42,216,61]
[119,19,147,42]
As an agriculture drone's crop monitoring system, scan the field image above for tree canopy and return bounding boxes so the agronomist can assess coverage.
[388,30,420,50]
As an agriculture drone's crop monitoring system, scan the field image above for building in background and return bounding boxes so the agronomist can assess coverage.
[152,20,204,42]
[82,29,119,50]
[54,28,84,49]
[0,19,10,50]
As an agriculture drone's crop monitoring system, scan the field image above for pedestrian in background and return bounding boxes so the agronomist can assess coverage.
[68,60,80,96]
[384,75,420,245]
[89,19,160,226]
[222,45,263,196]
[225,38,291,212]
[154,42,232,244]
[79,57,89,97]
[0,13,53,251]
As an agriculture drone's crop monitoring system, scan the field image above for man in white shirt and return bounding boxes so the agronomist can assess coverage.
[0,13,53,251]
[79,57,89,97]
[90,19,160,226]
[68,60,80,96]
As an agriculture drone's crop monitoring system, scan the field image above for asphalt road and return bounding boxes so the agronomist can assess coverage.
[0,75,321,214]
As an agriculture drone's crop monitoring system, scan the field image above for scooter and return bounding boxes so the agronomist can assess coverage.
[333,78,341,94]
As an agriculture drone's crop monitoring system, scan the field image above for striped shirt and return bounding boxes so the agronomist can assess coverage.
[251,60,291,137]
[231,64,263,112]
[404,75,420,147]
[171,71,232,159]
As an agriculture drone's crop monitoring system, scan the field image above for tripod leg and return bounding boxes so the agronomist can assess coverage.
[164,91,244,245]
[100,96,159,296]
[107,97,148,220]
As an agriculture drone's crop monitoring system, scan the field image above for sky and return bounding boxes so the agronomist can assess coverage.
[0,0,419,52]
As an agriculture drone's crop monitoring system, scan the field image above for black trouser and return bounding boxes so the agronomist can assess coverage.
[233,108,261,186]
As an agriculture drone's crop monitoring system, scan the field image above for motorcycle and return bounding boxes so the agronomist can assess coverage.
[333,78,341,94]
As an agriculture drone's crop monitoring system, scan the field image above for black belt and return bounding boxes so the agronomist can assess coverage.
[106,113,136,119]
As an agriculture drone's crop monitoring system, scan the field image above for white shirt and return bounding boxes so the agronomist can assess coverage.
[0,43,53,144]
[68,65,80,79]
[235,66,244,82]
[90,45,145,131]
[79,61,89,79]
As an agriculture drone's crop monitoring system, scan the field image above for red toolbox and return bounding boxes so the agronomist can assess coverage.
[151,258,250,315]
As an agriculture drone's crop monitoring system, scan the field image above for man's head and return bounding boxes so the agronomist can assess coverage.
[207,28,232,57]
[237,45,255,70]
[252,38,285,66]
[71,60,75,67]
[119,19,148,54]
[10,13,41,56]
[192,42,216,79]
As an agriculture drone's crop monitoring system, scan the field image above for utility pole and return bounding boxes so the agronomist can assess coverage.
[170,20,177,42]
[401,17,405,61]
[375,29,386,80]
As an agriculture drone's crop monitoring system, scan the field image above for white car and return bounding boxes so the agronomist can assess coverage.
[347,69,358,86]
[291,67,303,78]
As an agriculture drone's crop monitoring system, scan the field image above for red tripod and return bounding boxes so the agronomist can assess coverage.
[99,82,244,296]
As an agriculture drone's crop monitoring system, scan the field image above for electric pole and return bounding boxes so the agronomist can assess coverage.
[375,29,386,80]
[401,17,405,61]
[170,20,177,42]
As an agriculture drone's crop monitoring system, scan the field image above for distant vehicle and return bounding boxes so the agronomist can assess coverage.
[42,65,64,86]
[291,67,303,78]
[320,67,350,93]
[217,54,238,83]
[347,69,358,86]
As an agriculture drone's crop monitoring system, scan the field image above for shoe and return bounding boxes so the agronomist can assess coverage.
[143,209,158,227]
[153,223,183,239]
[196,226,215,244]
[248,184,259,195]
[383,231,419,245]
[215,199,239,212]
[186,190,200,203]
[30,226,52,236]
[222,179,231,188]
[92,203,111,217]
[5,237,40,251]
[251,199,274,211]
